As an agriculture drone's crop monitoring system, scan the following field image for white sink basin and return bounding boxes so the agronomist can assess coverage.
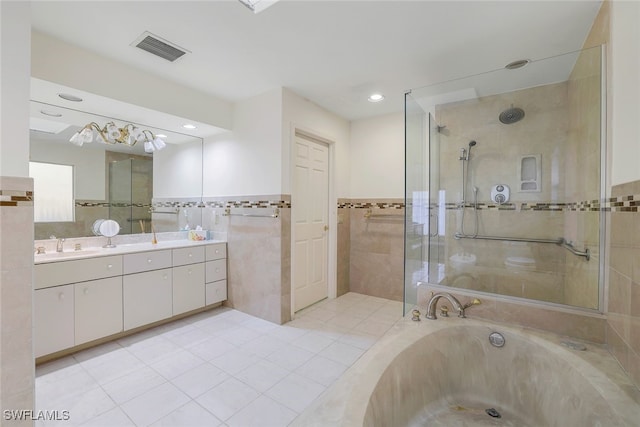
[35,249,104,262]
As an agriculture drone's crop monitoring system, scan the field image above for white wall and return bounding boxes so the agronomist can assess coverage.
[0,1,30,177]
[154,138,203,198]
[30,140,106,200]
[203,88,283,196]
[610,0,640,186]
[282,88,351,198]
[31,31,233,131]
[349,112,404,198]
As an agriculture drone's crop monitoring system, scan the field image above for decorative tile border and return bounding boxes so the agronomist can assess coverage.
[0,190,33,207]
[76,201,152,208]
[152,198,291,209]
[338,202,405,209]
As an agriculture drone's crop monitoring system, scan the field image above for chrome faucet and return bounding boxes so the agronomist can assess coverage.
[50,235,65,252]
[425,292,481,320]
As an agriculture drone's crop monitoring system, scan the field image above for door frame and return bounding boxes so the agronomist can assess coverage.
[289,124,337,318]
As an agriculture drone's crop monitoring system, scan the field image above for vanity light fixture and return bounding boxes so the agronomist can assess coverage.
[69,121,166,153]
[368,93,385,103]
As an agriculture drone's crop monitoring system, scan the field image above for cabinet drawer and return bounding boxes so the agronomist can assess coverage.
[206,280,227,305]
[173,246,205,267]
[34,255,123,289]
[75,277,123,345]
[34,285,74,357]
[173,263,205,315]
[206,243,227,261]
[123,268,173,330]
[123,250,172,274]
[206,259,227,283]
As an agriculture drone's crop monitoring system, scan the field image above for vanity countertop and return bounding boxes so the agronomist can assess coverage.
[34,239,225,264]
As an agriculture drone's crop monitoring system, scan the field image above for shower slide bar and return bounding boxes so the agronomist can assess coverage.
[364,209,404,220]
[222,207,280,218]
[453,233,590,261]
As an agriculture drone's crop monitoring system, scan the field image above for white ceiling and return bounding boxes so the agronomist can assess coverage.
[30,0,602,122]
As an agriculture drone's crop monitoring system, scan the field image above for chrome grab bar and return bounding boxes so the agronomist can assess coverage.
[223,207,279,218]
[364,209,403,219]
[453,233,590,261]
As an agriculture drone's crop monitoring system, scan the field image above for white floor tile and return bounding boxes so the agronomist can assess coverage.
[265,373,326,413]
[189,337,237,361]
[266,325,310,343]
[149,401,222,427]
[78,407,134,426]
[120,382,190,427]
[149,349,205,379]
[301,307,337,322]
[241,317,280,333]
[171,363,229,399]
[351,319,394,337]
[101,366,167,405]
[215,326,262,346]
[295,355,348,386]
[36,368,99,409]
[325,313,364,329]
[226,395,297,427]
[319,341,366,366]
[125,337,183,365]
[266,344,315,371]
[82,350,147,385]
[72,341,124,366]
[239,334,287,357]
[49,387,116,426]
[235,360,290,392]
[164,327,212,348]
[195,378,260,421]
[337,331,379,350]
[210,347,260,375]
[290,330,336,354]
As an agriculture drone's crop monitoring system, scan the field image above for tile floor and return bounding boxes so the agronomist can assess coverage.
[36,292,404,427]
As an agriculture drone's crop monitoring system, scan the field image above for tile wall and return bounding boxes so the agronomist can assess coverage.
[0,176,35,423]
[608,180,640,388]
[338,199,405,302]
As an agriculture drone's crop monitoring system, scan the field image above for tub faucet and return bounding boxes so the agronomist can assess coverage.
[425,292,481,320]
[50,235,65,252]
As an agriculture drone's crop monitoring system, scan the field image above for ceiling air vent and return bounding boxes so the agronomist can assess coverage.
[132,31,189,62]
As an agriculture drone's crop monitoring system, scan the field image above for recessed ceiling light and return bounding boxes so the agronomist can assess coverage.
[40,109,62,118]
[155,134,168,138]
[58,93,83,102]
[505,59,531,70]
[182,124,197,129]
[368,93,385,103]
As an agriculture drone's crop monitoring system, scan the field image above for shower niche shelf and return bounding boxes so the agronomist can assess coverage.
[518,154,541,192]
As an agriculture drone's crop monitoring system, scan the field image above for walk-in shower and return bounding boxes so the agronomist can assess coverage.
[404,45,605,313]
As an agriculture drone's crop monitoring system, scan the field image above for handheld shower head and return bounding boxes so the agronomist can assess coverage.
[469,140,477,147]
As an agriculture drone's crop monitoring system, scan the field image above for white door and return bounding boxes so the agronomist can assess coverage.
[293,134,329,312]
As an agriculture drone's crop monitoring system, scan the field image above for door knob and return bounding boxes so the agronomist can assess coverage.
[323,225,329,231]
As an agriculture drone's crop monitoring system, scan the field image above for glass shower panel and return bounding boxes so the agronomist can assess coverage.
[109,158,153,235]
[404,46,604,312]
[404,92,428,315]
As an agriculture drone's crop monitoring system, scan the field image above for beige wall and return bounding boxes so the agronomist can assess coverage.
[0,1,34,421]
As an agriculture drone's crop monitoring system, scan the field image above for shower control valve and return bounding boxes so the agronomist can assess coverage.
[491,184,510,205]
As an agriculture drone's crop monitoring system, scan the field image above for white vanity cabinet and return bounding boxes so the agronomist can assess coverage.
[34,284,74,358]
[205,243,228,305]
[172,247,206,315]
[34,241,227,358]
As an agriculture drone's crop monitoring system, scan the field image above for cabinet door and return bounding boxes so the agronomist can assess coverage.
[75,277,123,345]
[172,263,205,315]
[123,268,172,330]
[206,280,227,305]
[205,259,227,283]
[34,285,74,358]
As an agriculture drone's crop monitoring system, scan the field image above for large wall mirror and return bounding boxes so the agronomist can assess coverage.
[30,101,204,240]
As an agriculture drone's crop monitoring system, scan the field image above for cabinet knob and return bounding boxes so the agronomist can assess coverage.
[147,259,153,264]
[188,269,192,275]
[83,288,89,295]
[163,274,168,280]
[58,292,65,301]
[107,264,113,269]
[215,249,220,254]
[215,268,220,273]
[188,253,193,258]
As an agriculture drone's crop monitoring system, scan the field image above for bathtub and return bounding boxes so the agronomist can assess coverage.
[293,317,640,426]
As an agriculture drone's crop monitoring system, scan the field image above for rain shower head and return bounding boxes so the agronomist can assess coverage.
[499,107,525,124]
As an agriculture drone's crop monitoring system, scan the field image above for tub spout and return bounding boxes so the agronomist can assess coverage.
[426,293,480,319]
